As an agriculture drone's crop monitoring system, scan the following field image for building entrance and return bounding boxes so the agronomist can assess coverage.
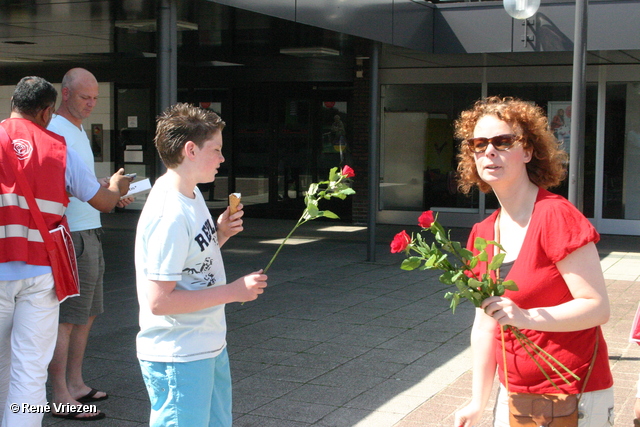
[190,85,352,220]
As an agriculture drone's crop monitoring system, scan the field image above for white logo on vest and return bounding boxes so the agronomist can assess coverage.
[12,139,33,160]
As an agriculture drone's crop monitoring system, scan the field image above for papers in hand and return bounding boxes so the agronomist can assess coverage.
[121,178,151,200]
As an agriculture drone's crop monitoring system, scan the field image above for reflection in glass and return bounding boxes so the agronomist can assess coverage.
[605,83,640,219]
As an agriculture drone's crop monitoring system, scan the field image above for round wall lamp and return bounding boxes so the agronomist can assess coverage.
[503,0,540,19]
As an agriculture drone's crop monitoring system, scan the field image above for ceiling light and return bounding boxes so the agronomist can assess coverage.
[279,47,340,57]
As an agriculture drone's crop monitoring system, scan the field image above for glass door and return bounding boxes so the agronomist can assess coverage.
[232,89,273,214]
[229,85,351,219]
[598,81,640,235]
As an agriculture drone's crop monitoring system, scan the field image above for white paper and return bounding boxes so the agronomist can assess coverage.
[121,178,151,199]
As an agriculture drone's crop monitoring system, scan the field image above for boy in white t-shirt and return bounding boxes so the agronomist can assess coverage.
[135,103,267,427]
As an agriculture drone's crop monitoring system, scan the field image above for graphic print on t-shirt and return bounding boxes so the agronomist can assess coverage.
[183,218,219,287]
[194,218,217,252]
[182,257,216,287]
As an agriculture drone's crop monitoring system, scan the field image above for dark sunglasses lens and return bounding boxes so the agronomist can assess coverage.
[472,140,488,152]
[493,135,515,150]
[468,135,516,152]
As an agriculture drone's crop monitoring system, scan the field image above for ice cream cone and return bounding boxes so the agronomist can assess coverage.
[229,193,241,214]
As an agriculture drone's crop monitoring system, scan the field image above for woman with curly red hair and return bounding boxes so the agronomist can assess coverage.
[453,97,613,427]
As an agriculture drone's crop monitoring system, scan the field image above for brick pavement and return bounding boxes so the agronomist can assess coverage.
[40,213,640,426]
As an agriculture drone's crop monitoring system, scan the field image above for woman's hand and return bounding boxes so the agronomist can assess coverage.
[481,296,531,329]
[454,401,483,427]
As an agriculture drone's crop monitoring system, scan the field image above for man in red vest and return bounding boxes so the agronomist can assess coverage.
[0,76,131,426]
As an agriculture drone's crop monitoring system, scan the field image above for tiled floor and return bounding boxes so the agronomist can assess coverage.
[39,213,640,426]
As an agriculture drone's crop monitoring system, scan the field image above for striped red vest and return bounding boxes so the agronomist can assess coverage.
[0,118,70,266]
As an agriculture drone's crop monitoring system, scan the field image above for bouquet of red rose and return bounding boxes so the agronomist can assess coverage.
[391,210,519,313]
[391,211,579,389]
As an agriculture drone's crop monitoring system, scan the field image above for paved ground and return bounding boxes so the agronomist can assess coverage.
[42,211,640,426]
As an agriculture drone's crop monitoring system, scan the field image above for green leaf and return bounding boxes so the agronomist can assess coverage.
[487,240,506,253]
[469,257,478,269]
[502,279,519,291]
[307,183,319,196]
[460,248,474,261]
[450,241,463,256]
[468,278,482,291]
[306,204,320,218]
[474,237,487,251]
[322,210,340,219]
[401,257,422,270]
[329,167,339,180]
[425,254,437,268]
[431,221,446,237]
[477,250,488,262]
[436,254,448,266]
[452,271,465,282]
[439,271,454,285]
[488,252,506,271]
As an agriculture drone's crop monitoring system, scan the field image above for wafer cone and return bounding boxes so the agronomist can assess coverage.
[229,193,241,214]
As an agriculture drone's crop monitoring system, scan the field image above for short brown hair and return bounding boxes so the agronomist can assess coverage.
[154,103,225,168]
[454,96,568,194]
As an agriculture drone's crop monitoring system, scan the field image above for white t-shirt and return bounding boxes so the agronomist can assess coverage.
[48,114,101,232]
[135,175,227,362]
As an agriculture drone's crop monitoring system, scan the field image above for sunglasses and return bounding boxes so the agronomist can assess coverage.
[465,134,520,153]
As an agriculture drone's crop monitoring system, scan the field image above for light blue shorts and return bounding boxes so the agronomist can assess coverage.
[139,348,232,427]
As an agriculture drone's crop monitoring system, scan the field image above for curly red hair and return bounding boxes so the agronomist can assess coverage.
[454,96,568,194]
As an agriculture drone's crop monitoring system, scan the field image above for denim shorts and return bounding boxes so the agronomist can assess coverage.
[139,348,232,427]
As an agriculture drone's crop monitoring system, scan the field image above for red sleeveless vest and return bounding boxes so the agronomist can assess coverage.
[0,118,70,266]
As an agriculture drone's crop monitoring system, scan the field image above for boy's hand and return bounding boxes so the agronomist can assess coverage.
[216,204,244,246]
[232,270,267,302]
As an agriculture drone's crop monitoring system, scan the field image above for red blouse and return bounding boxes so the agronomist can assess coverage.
[466,188,613,394]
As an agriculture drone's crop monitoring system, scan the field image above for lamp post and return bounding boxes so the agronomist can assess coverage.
[568,0,588,211]
[503,0,588,211]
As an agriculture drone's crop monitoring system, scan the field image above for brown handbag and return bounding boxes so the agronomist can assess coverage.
[509,393,578,427]
[507,330,599,427]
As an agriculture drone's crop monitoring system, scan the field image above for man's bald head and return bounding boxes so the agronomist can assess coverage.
[57,68,99,128]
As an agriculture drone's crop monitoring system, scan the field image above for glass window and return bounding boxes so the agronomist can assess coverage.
[487,83,597,216]
[379,84,481,212]
[604,82,640,220]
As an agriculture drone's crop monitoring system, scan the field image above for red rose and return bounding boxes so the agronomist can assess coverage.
[390,230,411,253]
[341,165,355,178]
[418,210,435,229]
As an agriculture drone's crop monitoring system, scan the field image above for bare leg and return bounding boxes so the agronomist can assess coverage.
[65,315,106,399]
[48,323,74,405]
[48,322,102,418]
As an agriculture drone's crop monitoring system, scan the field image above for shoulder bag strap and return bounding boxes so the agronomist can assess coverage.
[579,327,600,398]
[0,123,57,252]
